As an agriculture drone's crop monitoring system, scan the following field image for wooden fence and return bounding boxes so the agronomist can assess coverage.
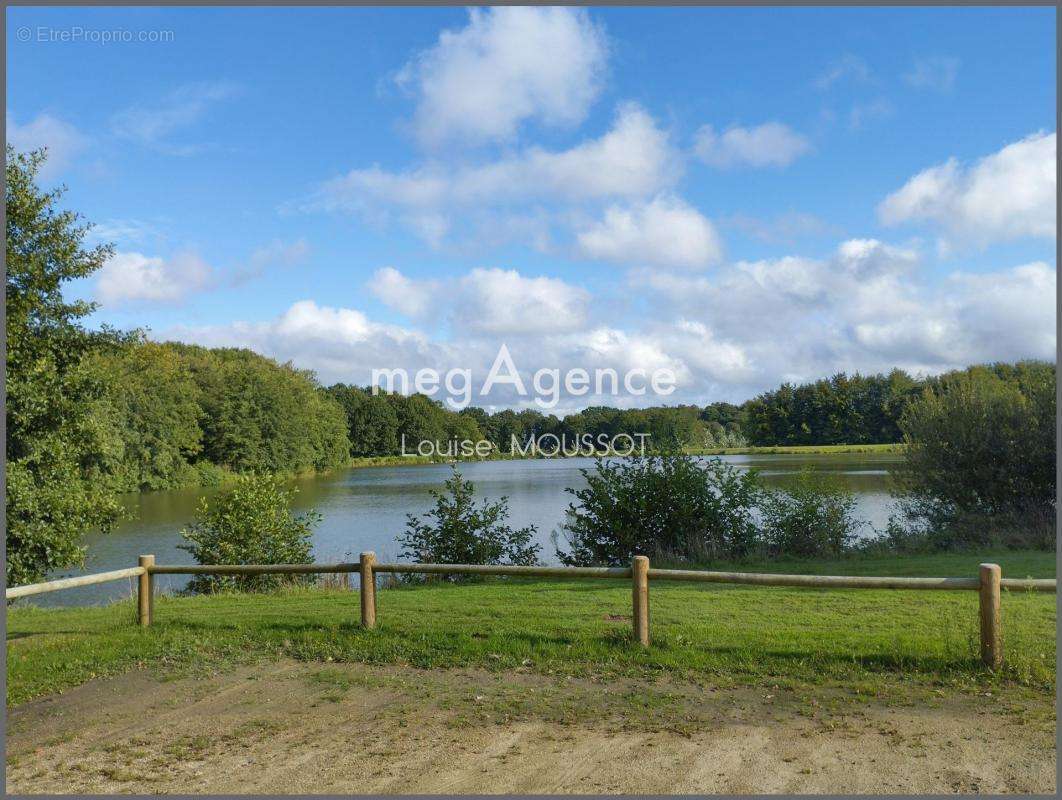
[7,552,1057,669]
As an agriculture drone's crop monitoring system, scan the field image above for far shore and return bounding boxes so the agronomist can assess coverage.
[346,442,905,470]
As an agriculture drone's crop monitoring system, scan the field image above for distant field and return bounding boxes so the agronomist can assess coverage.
[689,443,905,456]
[7,550,1054,706]
[347,443,906,468]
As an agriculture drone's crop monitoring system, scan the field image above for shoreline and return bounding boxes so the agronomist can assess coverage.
[346,442,905,470]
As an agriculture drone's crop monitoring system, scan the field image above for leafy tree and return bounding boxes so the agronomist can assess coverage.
[81,340,203,491]
[179,474,320,593]
[557,453,761,566]
[397,467,540,579]
[173,345,349,474]
[894,362,1056,548]
[5,148,126,586]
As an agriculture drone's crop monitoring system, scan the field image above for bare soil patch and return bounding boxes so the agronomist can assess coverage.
[6,660,1055,794]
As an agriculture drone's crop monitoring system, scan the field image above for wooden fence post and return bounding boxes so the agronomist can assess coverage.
[360,551,377,629]
[632,555,650,647]
[138,555,155,628]
[979,563,1002,669]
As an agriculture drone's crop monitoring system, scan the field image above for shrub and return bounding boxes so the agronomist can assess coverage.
[556,453,761,566]
[760,469,862,557]
[179,474,320,593]
[397,467,540,580]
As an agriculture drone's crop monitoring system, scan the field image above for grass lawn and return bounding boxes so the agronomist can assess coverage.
[7,550,1055,707]
[689,443,905,456]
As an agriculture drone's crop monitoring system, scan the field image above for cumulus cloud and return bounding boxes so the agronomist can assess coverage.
[903,56,960,92]
[162,238,1055,410]
[95,239,309,305]
[368,266,437,318]
[636,241,1054,385]
[6,113,88,179]
[396,7,607,147]
[96,251,216,305]
[878,131,1056,244]
[305,103,679,248]
[110,81,239,153]
[575,194,722,269]
[693,122,811,169]
[369,266,590,335]
[314,103,676,213]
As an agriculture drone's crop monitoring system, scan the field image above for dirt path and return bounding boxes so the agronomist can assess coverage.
[6,660,1055,794]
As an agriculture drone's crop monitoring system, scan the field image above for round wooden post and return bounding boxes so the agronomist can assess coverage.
[979,563,1002,669]
[138,555,155,628]
[632,555,650,647]
[360,552,377,629]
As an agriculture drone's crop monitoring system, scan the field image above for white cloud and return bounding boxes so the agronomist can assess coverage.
[693,122,811,169]
[397,7,607,147]
[369,266,590,335]
[851,262,1056,366]
[454,267,590,334]
[903,56,960,92]
[6,113,88,179]
[576,194,722,269]
[368,266,437,318]
[878,131,1056,244]
[110,81,238,153]
[163,239,1055,410]
[315,103,675,212]
[634,238,1053,389]
[306,103,679,247]
[95,251,215,305]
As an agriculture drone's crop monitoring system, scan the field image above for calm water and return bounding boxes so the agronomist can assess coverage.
[35,453,902,606]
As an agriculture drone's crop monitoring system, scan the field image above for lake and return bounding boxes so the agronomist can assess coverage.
[36,452,902,606]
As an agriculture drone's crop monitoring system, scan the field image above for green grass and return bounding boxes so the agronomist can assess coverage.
[7,550,1054,707]
[347,443,905,468]
[688,443,905,456]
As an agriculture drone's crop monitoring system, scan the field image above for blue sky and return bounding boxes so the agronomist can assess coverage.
[7,6,1057,410]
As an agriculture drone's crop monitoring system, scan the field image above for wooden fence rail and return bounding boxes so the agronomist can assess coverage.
[7,553,1058,670]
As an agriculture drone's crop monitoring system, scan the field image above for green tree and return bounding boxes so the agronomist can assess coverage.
[82,340,203,492]
[5,148,125,586]
[174,345,349,474]
[397,466,540,579]
[179,474,320,593]
[894,362,1056,548]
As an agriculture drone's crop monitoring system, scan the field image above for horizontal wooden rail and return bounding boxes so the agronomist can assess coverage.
[149,563,360,575]
[1000,578,1057,593]
[373,563,631,579]
[646,568,982,590]
[5,567,146,599]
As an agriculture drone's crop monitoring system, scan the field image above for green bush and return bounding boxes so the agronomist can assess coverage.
[760,469,861,557]
[557,453,761,566]
[179,474,320,593]
[894,362,1056,549]
[397,467,540,580]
